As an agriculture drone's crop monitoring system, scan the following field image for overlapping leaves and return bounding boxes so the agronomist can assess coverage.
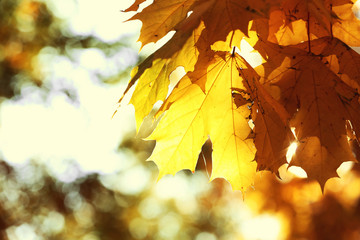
[120,0,360,191]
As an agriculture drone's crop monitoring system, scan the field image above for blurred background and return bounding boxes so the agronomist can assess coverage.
[0,0,360,239]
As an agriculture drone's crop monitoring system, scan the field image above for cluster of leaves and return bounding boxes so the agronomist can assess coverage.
[121,0,360,191]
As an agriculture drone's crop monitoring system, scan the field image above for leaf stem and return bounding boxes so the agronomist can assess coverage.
[307,12,311,53]
[330,4,333,39]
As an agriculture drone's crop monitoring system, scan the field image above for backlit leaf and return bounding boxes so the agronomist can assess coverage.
[239,66,295,176]
[129,0,197,47]
[124,22,204,130]
[148,52,257,191]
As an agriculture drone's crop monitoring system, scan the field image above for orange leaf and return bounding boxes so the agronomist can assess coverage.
[198,0,270,45]
[274,49,356,188]
[129,0,197,47]
[239,67,294,176]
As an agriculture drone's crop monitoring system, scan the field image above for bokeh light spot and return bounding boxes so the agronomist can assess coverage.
[158,213,182,239]
[241,214,282,240]
[129,218,149,239]
[138,197,163,219]
[195,232,217,240]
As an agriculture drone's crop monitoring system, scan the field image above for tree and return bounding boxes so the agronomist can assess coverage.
[120,0,360,192]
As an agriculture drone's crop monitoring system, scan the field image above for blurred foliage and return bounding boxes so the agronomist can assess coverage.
[0,0,140,99]
[1,0,360,239]
[1,141,360,239]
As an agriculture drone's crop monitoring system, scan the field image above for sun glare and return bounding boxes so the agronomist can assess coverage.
[286,142,298,163]
[239,39,263,68]
[285,142,308,178]
[284,127,310,179]
[288,166,308,178]
[241,214,282,240]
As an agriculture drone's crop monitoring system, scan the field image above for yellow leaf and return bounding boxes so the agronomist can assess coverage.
[128,22,204,131]
[148,52,257,191]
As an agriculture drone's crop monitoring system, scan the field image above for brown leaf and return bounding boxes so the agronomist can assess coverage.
[276,52,356,188]
[198,0,270,45]
[240,68,295,176]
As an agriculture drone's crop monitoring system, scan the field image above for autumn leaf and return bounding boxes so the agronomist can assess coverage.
[148,52,257,191]
[287,64,356,189]
[121,21,204,130]
[239,66,295,176]
[128,0,197,47]
[258,42,357,188]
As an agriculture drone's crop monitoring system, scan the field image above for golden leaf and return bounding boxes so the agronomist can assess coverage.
[148,52,257,191]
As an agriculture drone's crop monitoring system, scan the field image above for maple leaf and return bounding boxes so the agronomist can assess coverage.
[120,21,204,130]
[128,0,197,47]
[148,52,257,191]
[239,67,295,176]
[257,42,358,188]
[287,65,356,189]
